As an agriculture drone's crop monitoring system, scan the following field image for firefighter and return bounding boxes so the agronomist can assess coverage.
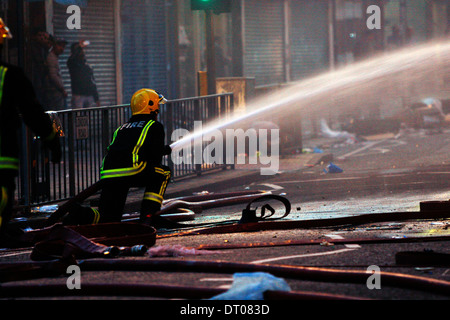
[65,88,172,225]
[0,18,61,245]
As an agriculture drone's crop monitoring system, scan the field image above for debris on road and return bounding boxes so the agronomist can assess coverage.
[210,272,291,300]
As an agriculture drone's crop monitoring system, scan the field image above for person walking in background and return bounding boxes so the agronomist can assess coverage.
[67,40,100,108]
[44,37,67,111]
[30,29,52,106]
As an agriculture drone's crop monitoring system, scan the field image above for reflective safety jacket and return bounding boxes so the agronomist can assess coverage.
[100,114,166,179]
[0,63,56,177]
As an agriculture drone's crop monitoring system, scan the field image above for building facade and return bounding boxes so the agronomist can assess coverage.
[0,0,447,104]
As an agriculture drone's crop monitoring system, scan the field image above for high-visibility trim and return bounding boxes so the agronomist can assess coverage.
[101,161,147,179]
[110,127,121,146]
[160,179,169,195]
[100,120,155,179]
[159,170,171,195]
[0,157,19,171]
[155,167,169,175]
[91,208,100,225]
[0,187,8,228]
[144,192,163,204]
[132,120,154,166]
[101,127,121,170]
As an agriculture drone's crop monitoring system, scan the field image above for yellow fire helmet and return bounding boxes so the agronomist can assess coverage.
[0,18,12,44]
[130,88,167,116]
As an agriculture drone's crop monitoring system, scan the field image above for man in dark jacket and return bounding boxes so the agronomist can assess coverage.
[65,88,171,225]
[0,19,61,244]
[67,40,100,108]
[44,37,67,110]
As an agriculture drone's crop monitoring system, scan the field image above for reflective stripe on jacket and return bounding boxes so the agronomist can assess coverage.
[100,115,165,179]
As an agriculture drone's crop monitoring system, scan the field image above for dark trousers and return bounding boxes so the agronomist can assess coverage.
[98,165,171,223]
[0,176,16,240]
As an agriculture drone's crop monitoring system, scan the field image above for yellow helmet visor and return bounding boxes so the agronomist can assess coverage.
[158,93,167,105]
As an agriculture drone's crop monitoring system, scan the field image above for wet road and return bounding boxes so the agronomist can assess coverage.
[1,128,449,305]
[196,128,450,222]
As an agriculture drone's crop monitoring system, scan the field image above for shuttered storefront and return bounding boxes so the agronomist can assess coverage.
[53,0,117,107]
[120,0,168,103]
[243,0,286,86]
[290,0,329,81]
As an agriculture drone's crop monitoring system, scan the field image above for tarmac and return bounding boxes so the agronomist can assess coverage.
[1,133,449,303]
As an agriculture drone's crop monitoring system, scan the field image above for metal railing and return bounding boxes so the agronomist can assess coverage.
[17,93,234,207]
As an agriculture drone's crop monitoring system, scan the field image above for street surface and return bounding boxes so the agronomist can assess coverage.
[198,127,450,220]
[155,127,450,300]
[0,127,449,306]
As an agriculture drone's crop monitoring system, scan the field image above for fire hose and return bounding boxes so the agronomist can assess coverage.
[82,259,450,295]
[81,259,450,296]
[4,192,449,299]
[0,282,368,300]
[157,206,450,238]
[5,194,290,262]
[126,193,291,230]
[0,258,448,297]
[153,191,278,217]
[195,235,450,251]
[45,187,271,226]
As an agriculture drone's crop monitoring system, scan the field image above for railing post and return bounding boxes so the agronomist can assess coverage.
[229,92,234,115]
[194,98,202,176]
[227,94,235,170]
[102,108,110,156]
[219,94,227,171]
[67,112,76,197]
[165,101,174,178]
[19,97,235,206]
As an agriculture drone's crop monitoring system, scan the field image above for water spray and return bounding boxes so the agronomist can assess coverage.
[170,40,450,152]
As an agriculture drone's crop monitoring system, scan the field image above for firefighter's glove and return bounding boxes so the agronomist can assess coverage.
[163,145,172,156]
